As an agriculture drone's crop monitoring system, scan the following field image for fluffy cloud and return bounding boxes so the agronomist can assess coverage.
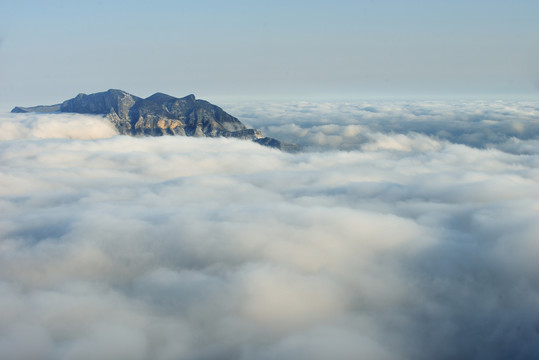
[0,106,538,360]
[227,100,539,153]
[0,113,118,141]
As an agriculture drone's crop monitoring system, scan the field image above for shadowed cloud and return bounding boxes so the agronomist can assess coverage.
[0,103,538,359]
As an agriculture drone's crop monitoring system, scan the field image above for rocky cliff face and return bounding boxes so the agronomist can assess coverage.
[59,89,253,138]
[12,89,298,151]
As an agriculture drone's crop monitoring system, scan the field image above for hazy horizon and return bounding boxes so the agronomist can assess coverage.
[1,0,538,110]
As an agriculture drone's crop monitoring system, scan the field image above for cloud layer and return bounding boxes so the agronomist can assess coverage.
[227,100,539,154]
[0,113,118,141]
[1,105,539,359]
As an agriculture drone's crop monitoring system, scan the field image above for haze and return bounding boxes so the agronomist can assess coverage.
[1,0,539,110]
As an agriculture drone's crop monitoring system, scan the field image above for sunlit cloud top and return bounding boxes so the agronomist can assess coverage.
[1,101,539,358]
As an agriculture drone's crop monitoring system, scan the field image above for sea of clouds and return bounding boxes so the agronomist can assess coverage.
[227,100,539,154]
[1,100,539,360]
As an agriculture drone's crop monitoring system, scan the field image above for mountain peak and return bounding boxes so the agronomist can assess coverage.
[106,88,130,96]
[146,92,179,103]
[11,89,299,151]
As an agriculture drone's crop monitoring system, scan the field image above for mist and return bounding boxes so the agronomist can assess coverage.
[1,101,538,359]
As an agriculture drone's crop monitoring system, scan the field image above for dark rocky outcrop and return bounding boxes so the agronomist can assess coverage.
[254,137,300,152]
[12,89,298,151]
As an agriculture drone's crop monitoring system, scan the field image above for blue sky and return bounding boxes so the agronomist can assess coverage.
[1,0,538,108]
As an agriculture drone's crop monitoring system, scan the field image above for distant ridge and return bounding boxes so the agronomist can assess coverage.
[12,89,298,151]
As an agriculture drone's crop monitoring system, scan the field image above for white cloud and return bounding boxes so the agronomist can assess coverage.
[226,100,539,153]
[0,113,118,141]
[0,107,538,359]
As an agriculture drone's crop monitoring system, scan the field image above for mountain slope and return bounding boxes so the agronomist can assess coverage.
[12,89,298,151]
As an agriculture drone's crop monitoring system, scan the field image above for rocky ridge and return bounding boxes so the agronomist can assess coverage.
[12,89,298,151]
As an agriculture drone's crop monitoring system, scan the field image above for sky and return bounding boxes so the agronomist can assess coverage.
[1,0,539,109]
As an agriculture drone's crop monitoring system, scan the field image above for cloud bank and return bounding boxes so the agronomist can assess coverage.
[227,100,539,154]
[1,104,539,359]
[0,113,118,141]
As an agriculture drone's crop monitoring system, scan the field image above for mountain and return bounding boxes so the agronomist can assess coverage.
[12,89,298,151]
